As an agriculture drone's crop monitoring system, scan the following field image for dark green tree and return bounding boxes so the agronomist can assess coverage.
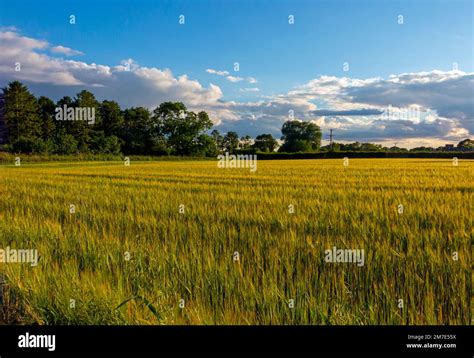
[38,96,56,140]
[222,131,239,153]
[72,90,101,152]
[54,128,78,154]
[457,138,474,149]
[99,100,124,136]
[253,133,278,152]
[279,120,321,152]
[239,135,252,149]
[211,129,224,152]
[195,133,218,157]
[410,146,433,152]
[122,107,162,154]
[2,81,42,151]
[153,102,213,156]
[89,100,124,154]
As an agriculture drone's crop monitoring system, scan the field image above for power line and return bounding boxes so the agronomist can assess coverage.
[329,129,335,149]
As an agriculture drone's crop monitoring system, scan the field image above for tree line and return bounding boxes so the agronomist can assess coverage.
[0,81,322,156]
[0,81,471,155]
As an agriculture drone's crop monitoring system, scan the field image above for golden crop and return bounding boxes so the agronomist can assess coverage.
[0,159,472,324]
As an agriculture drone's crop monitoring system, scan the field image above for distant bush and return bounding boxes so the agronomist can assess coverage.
[255,151,474,159]
[0,152,213,164]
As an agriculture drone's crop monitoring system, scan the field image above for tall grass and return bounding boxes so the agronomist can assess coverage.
[0,159,471,324]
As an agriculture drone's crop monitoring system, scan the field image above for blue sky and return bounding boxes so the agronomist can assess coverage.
[0,0,473,147]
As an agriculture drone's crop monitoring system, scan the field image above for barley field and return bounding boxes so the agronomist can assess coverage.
[0,159,472,325]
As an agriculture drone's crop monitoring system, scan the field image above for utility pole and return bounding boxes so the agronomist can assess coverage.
[329,129,335,150]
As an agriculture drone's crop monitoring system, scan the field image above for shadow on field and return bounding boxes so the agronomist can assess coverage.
[0,273,32,325]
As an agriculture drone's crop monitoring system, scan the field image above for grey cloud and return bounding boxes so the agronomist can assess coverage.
[0,30,471,146]
[312,108,383,116]
[344,73,474,133]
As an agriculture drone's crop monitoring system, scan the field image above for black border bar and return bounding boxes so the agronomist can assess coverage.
[0,325,472,355]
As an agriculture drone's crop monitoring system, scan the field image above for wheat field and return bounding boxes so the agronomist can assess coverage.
[0,159,472,325]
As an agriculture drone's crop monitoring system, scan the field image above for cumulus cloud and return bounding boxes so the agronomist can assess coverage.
[0,29,471,147]
[312,108,382,116]
[240,87,260,92]
[226,75,244,82]
[0,30,224,113]
[214,71,473,144]
[206,68,258,84]
[344,71,474,133]
[309,116,468,143]
[206,68,229,76]
[282,71,473,142]
[0,31,84,85]
[50,45,84,56]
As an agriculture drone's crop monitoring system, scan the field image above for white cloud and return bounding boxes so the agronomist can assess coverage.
[215,70,473,143]
[206,68,257,84]
[0,29,471,147]
[226,75,244,82]
[0,30,224,114]
[50,45,84,56]
[206,68,229,76]
[240,88,260,92]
